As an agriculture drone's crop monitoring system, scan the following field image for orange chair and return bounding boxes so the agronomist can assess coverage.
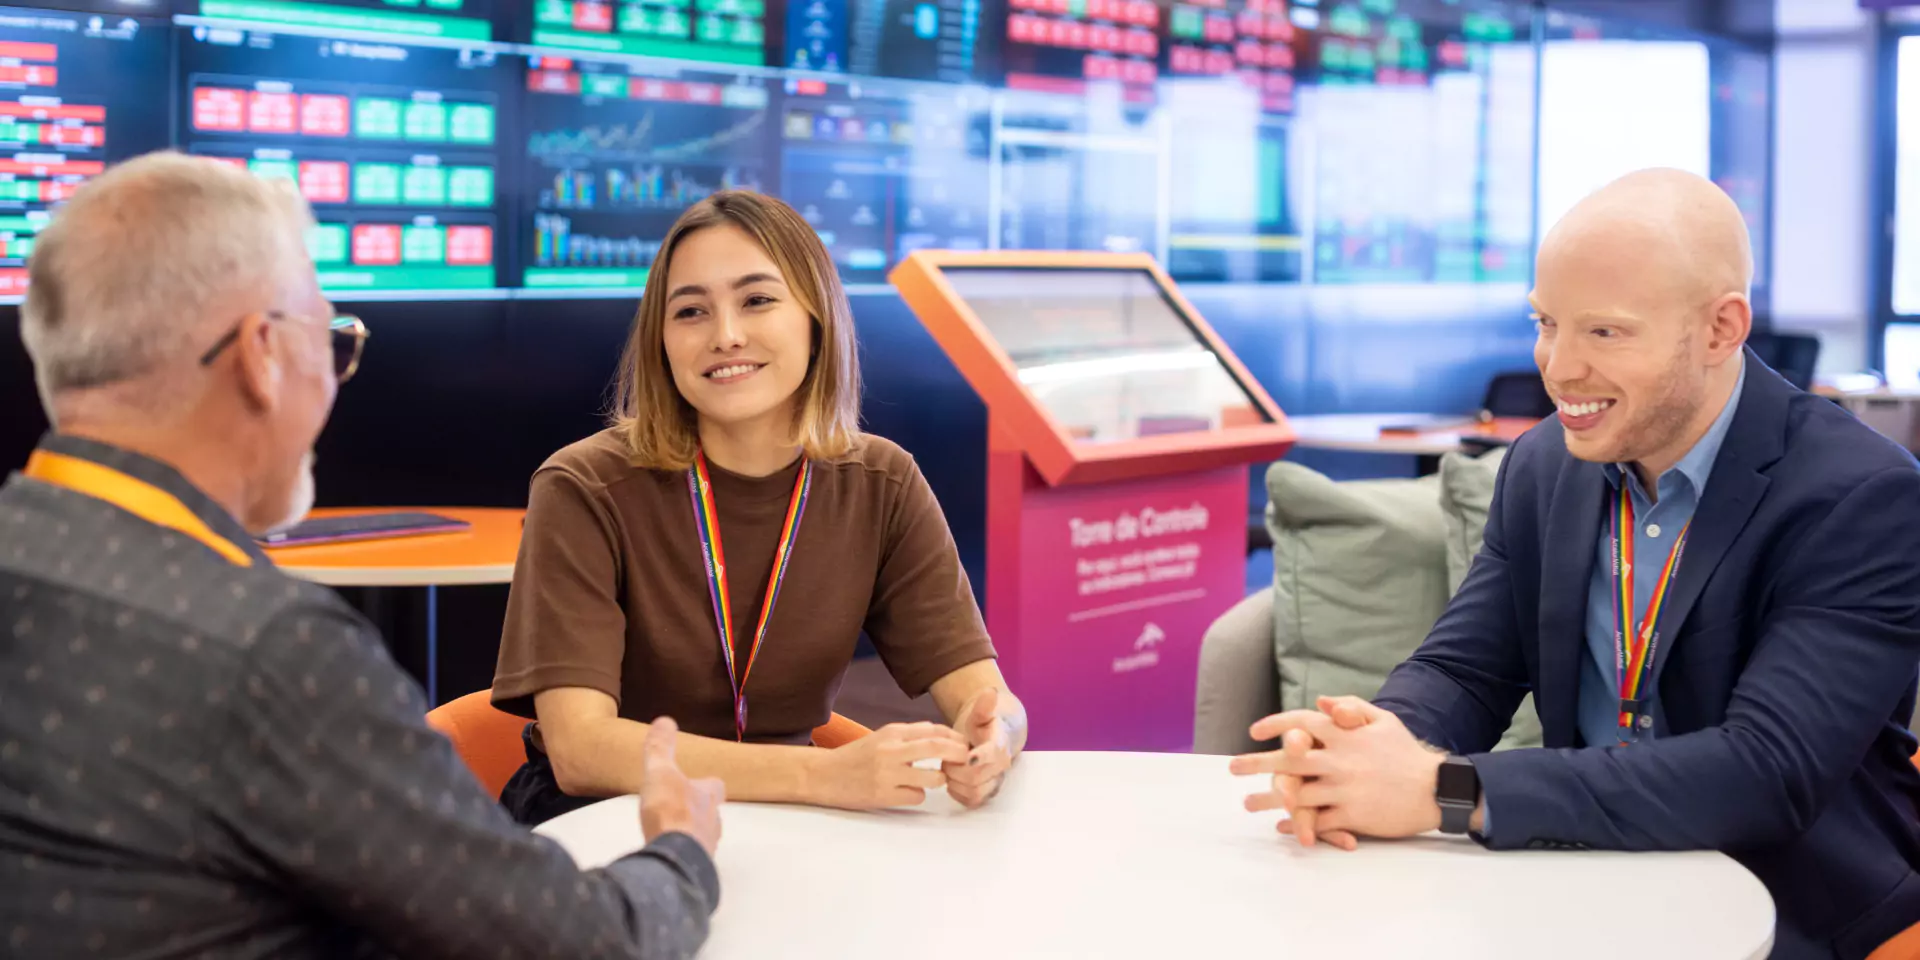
[811,711,873,749]
[425,690,875,800]
[1871,755,1920,959]
[426,690,534,800]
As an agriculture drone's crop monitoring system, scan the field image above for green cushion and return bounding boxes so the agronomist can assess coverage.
[1437,448,1542,750]
[1266,462,1450,713]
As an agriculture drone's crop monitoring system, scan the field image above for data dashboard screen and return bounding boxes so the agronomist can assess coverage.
[992,0,1162,101]
[187,0,497,41]
[1165,85,1296,282]
[0,8,169,295]
[994,90,1160,256]
[786,0,984,83]
[527,0,767,65]
[6,0,1795,304]
[1301,0,1533,284]
[521,55,774,290]
[779,76,988,282]
[179,27,513,292]
[1164,0,1294,113]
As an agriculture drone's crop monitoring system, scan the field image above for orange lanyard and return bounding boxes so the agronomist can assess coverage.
[23,450,254,567]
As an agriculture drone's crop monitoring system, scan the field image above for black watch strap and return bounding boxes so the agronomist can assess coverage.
[1436,755,1478,835]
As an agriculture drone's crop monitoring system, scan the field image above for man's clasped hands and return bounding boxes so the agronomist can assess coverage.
[1229,695,1482,850]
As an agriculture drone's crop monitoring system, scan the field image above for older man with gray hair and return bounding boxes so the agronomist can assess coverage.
[0,150,725,959]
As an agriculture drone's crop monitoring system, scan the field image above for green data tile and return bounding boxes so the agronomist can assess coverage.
[536,0,572,23]
[585,73,627,98]
[1257,138,1283,225]
[1066,0,1082,15]
[448,167,493,205]
[383,0,420,7]
[619,3,652,31]
[354,163,403,204]
[402,225,446,263]
[356,98,404,139]
[1170,6,1201,38]
[731,17,760,42]
[318,265,492,290]
[404,101,449,141]
[656,8,688,34]
[306,224,349,264]
[248,159,298,183]
[696,14,726,40]
[449,104,494,144]
[402,165,448,205]
[196,0,490,39]
[695,0,760,16]
[425,0,460,9]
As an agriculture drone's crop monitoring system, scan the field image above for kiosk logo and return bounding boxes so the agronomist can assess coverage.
[1113,622,1164,674]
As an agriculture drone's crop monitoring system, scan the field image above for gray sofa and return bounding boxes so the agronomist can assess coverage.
[1194,449,1543,755]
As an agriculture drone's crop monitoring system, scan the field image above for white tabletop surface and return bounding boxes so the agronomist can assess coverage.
[535,752,1774,960]
[1285,413,1484,455]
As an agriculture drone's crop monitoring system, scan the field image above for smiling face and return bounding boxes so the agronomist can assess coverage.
[1529,228,1707,468]
[1527,169,1754,475]
[660,222,815,435]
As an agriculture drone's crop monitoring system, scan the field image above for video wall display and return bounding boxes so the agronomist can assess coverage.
[1296,0,1535,284]
[185,0,497,41]
[779,76,989,282]
[0,8,170,294]
[526,0,767,64]
[179,26,514,292]
[521,55,773,289]
[786,0,982,83]
[994,89,1159,255]
[0,0,1776,300]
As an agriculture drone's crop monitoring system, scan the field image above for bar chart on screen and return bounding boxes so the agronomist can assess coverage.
[518,54,774,290]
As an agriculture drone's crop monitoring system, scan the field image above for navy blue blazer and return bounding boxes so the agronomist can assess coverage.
[1374,354,1920,959]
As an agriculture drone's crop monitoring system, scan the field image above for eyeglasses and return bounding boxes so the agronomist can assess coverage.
[198,311,369,384]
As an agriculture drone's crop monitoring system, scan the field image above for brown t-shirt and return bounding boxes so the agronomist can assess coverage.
[492,427,996,746]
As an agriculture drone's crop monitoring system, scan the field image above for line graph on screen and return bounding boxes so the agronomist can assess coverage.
[526,109,766,164]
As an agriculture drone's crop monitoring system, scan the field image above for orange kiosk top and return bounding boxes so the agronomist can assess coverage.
[887,250,1295,487]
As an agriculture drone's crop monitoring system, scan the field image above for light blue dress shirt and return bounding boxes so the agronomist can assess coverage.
[1576,360,1746,748]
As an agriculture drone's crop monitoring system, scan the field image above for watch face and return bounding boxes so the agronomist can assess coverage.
[1436,758,1477,802]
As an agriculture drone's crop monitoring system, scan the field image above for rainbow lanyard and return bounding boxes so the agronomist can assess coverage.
[686,450,813,741]
[1611,483,1689,743]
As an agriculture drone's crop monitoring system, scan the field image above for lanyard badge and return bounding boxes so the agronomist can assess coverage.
[1611,485,1689,743]
[686,452,813,741]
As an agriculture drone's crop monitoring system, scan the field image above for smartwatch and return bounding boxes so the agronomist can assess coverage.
[1436,755,1479,835]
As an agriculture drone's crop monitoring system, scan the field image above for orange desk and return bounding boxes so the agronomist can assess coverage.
[265,507,524,703]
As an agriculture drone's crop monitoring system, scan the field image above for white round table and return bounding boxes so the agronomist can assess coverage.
[535,752,1775,959]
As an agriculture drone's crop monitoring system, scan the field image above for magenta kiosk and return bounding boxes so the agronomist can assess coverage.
[889,251,1296,752]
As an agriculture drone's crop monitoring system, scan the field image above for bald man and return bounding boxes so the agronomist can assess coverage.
[1233,169,1920,959]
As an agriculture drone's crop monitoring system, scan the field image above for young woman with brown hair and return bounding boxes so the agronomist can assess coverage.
[492,191,1027,825]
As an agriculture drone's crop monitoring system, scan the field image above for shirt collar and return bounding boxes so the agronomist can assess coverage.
[27,432,273,565]
[1604,356,1746,499]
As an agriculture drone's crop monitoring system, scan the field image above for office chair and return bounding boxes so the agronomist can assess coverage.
[426,690,533,800]
[1748,331,1821,391]
[1480,371,1556,419]
[425,690,876,800]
